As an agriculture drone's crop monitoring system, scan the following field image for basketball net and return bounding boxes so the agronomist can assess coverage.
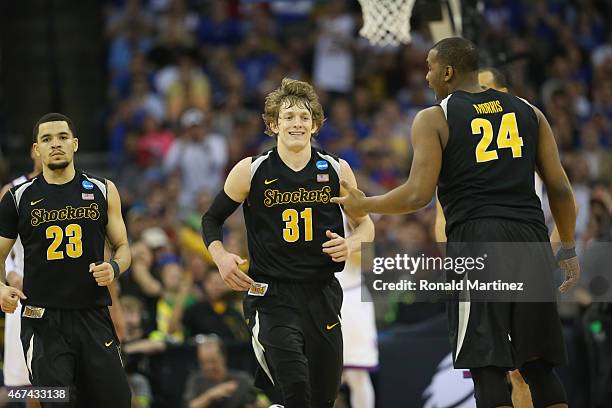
[358,0,417,47]
[358,0,463,46]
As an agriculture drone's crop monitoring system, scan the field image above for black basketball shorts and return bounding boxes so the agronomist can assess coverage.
[243,277,343,408]
[446,218,568,369]
[20,306,131,407]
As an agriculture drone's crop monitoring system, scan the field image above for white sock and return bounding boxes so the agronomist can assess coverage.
[343,369,375,408]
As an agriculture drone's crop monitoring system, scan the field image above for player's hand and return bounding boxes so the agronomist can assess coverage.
[330,180,368,218]
[215,252,254,291]
[322,230,349,262]
[89,262,115,287]
[0,284,26,314]
[556,247,580,293]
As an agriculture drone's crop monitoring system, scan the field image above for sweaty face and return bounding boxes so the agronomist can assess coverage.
[35,121,78,170]
[273,100,317,151]
[425,49,449,101]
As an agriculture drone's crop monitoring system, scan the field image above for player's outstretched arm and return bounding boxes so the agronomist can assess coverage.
[332,107,444,215]
[534,106,579,292]
[91,180,131,287]
[202,158,254,291]
[323,160,375,262]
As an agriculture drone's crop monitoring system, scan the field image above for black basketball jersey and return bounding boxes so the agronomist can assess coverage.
[243,147,345,281]
[0,170,110,309]
[437,89,546,236]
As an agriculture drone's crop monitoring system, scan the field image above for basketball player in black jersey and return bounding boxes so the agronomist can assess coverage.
[201,78,374,408]
[334,38,578,408]
[0,113,131,406]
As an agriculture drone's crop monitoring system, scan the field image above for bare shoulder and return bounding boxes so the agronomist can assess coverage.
[225,157,252,202]
[416,106,447,125]
[338,158,357,188]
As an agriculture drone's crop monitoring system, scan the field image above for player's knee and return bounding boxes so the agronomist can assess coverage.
[519,360,567,407]
[470,366,512,408]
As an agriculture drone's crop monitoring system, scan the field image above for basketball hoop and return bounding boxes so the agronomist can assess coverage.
[358,0,417,47]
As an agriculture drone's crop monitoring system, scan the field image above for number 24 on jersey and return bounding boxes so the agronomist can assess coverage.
[471,112,523,163]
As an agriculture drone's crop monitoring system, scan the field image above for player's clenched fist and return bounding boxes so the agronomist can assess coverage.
[0,284,26,313]
[89,262,116,286]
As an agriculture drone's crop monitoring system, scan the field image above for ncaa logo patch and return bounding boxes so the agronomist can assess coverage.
[316,160,328,170]
[82,180,94,190]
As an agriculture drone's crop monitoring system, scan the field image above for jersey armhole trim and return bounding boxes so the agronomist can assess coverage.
[517,96,539,123]
[316,152,340,178]
[83,174,107,200]
[13,178,36,214]
[250,150,273,181]
[438,94,452,120]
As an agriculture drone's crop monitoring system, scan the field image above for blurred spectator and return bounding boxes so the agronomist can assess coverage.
[129,76,166,122]
[580,121,612,179]
[120,295,160,408]
[109,20,154,79]
[313,0,356,94]
[155,0,199,50]
[137,114,175,168]
[130,373,154,408]
[163,108,228,209]
[182,271,250,343]
[165,54,212,122]
[183,337,258,408]
[197,0,243,46]
[153,262,196,342]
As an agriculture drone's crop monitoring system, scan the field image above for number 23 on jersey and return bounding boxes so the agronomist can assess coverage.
[46,224,83,260]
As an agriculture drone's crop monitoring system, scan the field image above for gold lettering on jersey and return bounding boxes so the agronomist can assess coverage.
[31,203,101,227]
[263,186,331,207]
[473,100,503,115]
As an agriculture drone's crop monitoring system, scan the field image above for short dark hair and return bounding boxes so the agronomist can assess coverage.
[432,37,479,73]
[479,67,509,89]
[33,113,76,142]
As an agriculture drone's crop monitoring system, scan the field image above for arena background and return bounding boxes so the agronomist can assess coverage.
[1,0,611,407]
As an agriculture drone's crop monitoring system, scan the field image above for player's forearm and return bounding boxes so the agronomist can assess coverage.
[110,242,131,274]
[364,184,431,214]
[208,241,229,264]
[548,185,577,246]
[346,217,375,254]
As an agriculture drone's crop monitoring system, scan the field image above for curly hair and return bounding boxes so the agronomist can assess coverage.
[262,78,325,138]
